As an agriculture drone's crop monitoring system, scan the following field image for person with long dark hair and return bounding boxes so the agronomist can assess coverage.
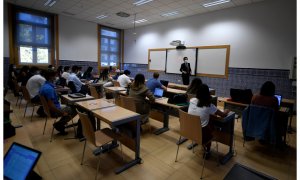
[186,77,203,95]
[188,84,229,158]
[251,81,278,110]
[129,74,155,123]
[82,66,93,80]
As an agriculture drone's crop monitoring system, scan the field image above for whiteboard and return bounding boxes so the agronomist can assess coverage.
[196,46,230,78]
[166,48,196,75]
[148,49,166,71]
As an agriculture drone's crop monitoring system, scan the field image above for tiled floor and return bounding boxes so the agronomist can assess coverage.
[4,92,296,180]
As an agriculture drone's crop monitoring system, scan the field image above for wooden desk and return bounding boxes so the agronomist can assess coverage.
[166,88,186,94]
[61,94,95,104]
[211,112,236,164]
[281,98,296,132]
[55,86,70,93]
[75,99,115,111]
[167,83,216,95]
[104,86,126,92]
[88,81,105,87]
[92,106,141,174]
[151,97,188,135]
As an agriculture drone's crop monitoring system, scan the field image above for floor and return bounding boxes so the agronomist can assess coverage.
[4,92,296,180]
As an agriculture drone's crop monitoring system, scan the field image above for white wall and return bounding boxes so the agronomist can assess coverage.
[59,15,98,62]
[4,3,10,57]
[124,0,296,69]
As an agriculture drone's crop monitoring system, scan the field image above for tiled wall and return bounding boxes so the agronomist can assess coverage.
[122,63,296,99]
[3,59,295,99]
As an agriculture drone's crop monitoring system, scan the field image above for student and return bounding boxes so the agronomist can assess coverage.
[48,65,55,71]
[188,84,229,158]
[61,66,71,82]
[68,66,87,94]
[57,66,63,78]
[39,70,77,135]
[186,77,203,95]
[180,57,191,85]
[129,74,155,123]
[76,66,83,78]
[82,66,93,80]
[251,81,278,110]
[146,72,167,93]
[117,70,132,87]
[26,70,46,117]
[8,64,17,93]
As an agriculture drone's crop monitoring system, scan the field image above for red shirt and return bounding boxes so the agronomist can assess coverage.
[251,94,279,111]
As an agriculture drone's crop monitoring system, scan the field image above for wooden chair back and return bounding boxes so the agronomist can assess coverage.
[39,95,51,118]
[77,111,96,145]
[22,86,31,102]
[120,96,136,112]
[89,86,100,99]
[178,109,202,145]
[113,80,121,87]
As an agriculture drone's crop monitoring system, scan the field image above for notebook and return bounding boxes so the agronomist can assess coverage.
[160,80,169,87]
[4,142,41,180]
[274,95,282,106]
[154,88,164,98]
[68,93,86,98]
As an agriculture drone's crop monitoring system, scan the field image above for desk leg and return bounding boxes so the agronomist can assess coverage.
[220,147,234,165]
[287,115,294,133]
[176,137,188,145]
[115,117,142,174]
[153,111,169,135]
[219,116,235,165]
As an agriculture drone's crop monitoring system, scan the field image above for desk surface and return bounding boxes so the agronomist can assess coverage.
[61,94,95,103]
[166,88,186,94]
[75,99,115,111]
[154,97,186,109]
[55,86,70,93]
[104,86,126,92]
[92,106,139,126]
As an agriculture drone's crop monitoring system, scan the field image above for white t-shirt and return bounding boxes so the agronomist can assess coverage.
[117,74,131,87]
[188,98,218,127]
[62,72,70,82]
[26,74,46,99]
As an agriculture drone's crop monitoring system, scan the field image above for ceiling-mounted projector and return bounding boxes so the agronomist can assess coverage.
[170,40,186,49]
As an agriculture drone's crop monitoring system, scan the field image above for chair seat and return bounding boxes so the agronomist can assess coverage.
[95,129,114,147]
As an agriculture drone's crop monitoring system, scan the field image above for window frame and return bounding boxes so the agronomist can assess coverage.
[98,25,123,71]
[9,5,55,67]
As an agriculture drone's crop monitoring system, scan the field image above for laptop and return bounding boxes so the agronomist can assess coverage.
[68,93,86,98]
[274,95,282,106]
[4,142,42,180]
[160,80,169,87]
[154,88,164,99]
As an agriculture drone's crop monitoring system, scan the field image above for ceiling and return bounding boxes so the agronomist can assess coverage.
[5,0,265,29]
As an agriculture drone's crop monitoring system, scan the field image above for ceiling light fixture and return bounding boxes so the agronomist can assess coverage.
[133,0,153,6]
[96,15,108,20]
[161,11,179,17]
[133,19,148,23]
[202,0,231,7]
[44,0,56,7]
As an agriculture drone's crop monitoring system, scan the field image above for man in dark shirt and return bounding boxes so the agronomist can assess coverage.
[180,57,191,85]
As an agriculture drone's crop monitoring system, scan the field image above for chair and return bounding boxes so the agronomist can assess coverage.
[76,110,114,180]
[89,86,101,99]
[175,109,217,179]
[242,105,277,146]
[113,80,121,87]
[68,81,77,93]
[12,79,23,107]
[21,86,40,121]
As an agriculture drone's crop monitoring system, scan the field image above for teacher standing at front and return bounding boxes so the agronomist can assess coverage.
[180,57,191,85]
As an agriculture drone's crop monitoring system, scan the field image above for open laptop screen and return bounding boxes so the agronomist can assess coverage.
[160,80,169,87]
[274,95,282,106]
[4,142,41,180]
[154,88,164,98]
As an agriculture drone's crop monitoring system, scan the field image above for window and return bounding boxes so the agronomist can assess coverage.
[10,6,54,65]
[99,27,121,67]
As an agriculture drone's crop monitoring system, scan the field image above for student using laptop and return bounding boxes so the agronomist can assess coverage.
[68,65,88,94]
[129,74,155,124]
[40,70,77,135]
[146,72,167,93]
[251,81,279,110]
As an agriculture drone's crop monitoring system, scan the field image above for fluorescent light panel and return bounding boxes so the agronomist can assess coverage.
[202,0,231,7]
[44,0,51,6]
[49,0,56,7]
[133,0,153,6]
[96,15,108,19]
[133,19,148,23]
[161,11,179,17]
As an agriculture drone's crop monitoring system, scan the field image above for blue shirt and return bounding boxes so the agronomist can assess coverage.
[68,73,83,92]
[146,78,163,93]
[40,81,61,109]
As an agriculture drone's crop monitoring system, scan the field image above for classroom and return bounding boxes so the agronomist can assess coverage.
[3,0,296,179]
